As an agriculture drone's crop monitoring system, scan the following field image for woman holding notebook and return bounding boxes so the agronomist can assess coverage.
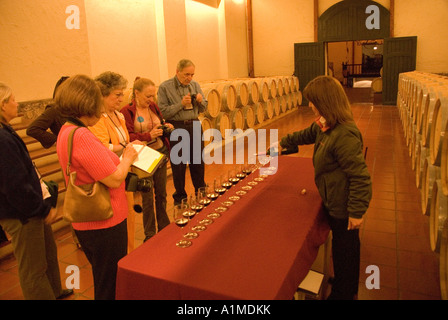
[121,77,172,242]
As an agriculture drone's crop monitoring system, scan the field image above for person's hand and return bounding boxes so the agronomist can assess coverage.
[149,126,163,138]
[195,93,203,104]
[181,94,192,107]
[130,140,145,146]
[267,141,281,155]
[164,122,174,130]
[122,144,138,163]
[348,217,363,230]
[45,207,58,225]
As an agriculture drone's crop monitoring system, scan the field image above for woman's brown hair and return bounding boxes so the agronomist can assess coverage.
[54,75,103,119]
[303,75,354,128]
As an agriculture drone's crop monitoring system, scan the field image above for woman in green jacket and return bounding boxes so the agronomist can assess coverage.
[279,75,372,300]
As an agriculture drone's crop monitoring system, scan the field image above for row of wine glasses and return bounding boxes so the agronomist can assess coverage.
[173,194,207,248]
[173,162,273,248]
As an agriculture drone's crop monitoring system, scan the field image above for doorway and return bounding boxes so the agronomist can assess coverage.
[327,39,384,104]
[294,0,416,106]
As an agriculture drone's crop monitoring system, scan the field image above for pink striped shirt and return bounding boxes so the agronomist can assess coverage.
[57,124,127,231]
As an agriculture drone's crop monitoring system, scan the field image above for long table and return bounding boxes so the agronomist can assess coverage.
[116,156,330,300]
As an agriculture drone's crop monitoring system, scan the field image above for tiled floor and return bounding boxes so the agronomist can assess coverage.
[0,88,442,300]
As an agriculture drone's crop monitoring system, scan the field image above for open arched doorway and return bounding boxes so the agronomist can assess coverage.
[294,0,416,105]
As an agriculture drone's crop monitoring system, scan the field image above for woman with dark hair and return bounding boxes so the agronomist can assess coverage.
[278,75,372,300]
[26,76,69,148]
[55,75,138,300]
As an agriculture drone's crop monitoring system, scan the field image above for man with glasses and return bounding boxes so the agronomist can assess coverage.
[158,59,208,205]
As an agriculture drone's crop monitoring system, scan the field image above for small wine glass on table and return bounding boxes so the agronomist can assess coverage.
[190,193,204,214]
[206,184,219,202]
[183,195,199,240]
[221,173,232,190]
[173,203,192,248]
[198,187,211,207]
[214,178,226,196]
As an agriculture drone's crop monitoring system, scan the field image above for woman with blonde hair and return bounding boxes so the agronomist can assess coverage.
[55,75,138,299]
[121,77,172,242]
[278,75,372,300]
[0,83,70,299]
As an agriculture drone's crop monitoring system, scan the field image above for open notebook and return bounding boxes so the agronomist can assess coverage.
[127,144,167,178]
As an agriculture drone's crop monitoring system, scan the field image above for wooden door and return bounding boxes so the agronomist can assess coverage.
[294,42,325,105]
[383,36,417,105]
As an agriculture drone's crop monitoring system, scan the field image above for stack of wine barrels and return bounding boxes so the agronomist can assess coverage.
[198,76,302,144]
[397,71,448,300]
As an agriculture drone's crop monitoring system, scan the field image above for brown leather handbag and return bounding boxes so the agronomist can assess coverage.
[63,127,114,223]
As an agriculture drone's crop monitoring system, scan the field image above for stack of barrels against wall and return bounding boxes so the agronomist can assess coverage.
[397,71,448,300]
[198,76,302,145]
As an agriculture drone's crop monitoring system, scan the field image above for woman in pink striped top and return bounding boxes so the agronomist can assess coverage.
[55,75,138,300]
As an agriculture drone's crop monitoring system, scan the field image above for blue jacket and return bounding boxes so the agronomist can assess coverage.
[0,123,50,224]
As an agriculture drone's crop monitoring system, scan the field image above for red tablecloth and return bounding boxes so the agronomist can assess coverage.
[116,156,330,300]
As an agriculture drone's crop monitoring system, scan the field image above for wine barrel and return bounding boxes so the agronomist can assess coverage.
[441,112,448,195]
[421,91,439,148]
[272,98,280,116]
[422,157,441,216]
[415,86,430,134]
[251,102,265,125]
[213,112,231,139]
[245,79,259,104]
[284,94,291,112]
[233,81,249,108]
[439,220,448,300]
[280,93,293,113]
[296,91,302,107]
[229,109,244,130]
[429,180,448,252]
[241,105,256,129]
[199,115,213,146]
[292,76,299,93]
[415,139,428,189]
[429,91,448,166]
[262,100,274,120]
[214,82,237,112]
[410,132,421,169]
[202,87,221,118]
[255,78,270,102]
[275,77,284,96]
[282,77,290,94]
[408,123,416,158]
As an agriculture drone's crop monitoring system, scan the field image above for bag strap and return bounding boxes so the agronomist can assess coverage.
[66,127,81,176]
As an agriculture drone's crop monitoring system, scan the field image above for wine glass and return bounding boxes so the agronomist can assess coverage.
[236,165,246,180]
[198,186,211,207]
[214,177,226,196]
[190,193,204,214]
[242,163,252,176]
[183,195,199,240]
[228,169,240,185]
[206,184,219,202]
[173,203,192,248]
[221,173,232,190]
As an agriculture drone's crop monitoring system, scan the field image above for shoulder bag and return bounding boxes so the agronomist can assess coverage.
[63,127,114,223]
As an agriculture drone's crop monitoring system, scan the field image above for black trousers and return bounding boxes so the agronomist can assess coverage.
[169,121,206,204]
[74,219,127,300]
[326,214,361,300]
